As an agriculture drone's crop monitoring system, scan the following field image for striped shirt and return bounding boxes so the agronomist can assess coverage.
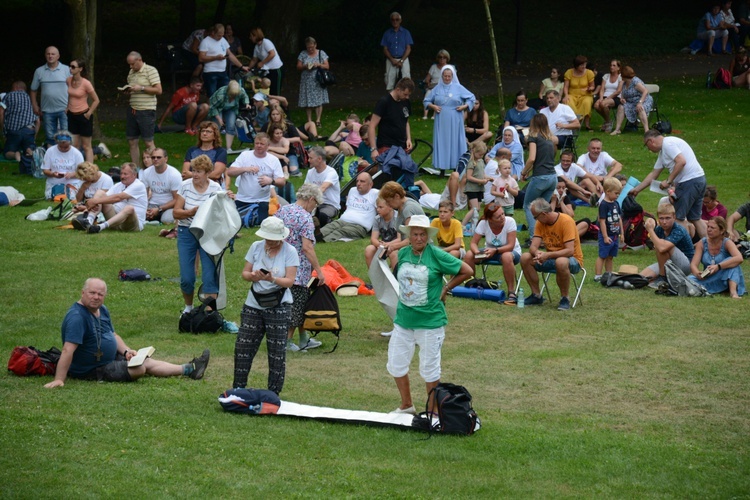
[127,63,161,110]
[176,178,221,227]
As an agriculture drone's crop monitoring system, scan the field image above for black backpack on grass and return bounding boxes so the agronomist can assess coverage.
[416,383,480,436]
[179,298,223,333]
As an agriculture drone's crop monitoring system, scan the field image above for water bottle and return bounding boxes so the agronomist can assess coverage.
[471,208,479,232]
[517,287,525,309]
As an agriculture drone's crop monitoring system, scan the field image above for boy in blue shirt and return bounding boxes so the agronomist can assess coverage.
[595,178,624,281]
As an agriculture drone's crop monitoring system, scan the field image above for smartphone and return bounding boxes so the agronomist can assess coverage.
[258,268,270,275]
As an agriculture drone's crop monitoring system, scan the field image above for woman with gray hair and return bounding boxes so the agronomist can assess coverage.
[275,183,327,351]
[208,79,251,151]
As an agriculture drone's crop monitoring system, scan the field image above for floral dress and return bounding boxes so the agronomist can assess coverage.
[621,76,653,123]
[297,50,329,108]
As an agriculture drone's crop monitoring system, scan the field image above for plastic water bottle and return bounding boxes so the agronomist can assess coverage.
[517,287,525,309]
[471,208,479,232]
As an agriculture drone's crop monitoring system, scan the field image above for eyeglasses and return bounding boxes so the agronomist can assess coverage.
[70,65,79,69]
[533,212,546,220]
[643,139,652,148]
[150,156,163,159]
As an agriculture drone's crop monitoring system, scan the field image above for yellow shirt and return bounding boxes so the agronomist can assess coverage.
[431,218,465,249]
[127,63,161,110]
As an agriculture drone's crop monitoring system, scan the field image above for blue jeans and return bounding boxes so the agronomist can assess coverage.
[523,173,557,237]
[203,72,229,99]
[534,257,582,274]
[42,111,68,146]
[214,109,237,136]
[177,225,219,295]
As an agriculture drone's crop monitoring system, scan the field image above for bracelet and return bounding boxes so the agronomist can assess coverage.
[717,263,722,270]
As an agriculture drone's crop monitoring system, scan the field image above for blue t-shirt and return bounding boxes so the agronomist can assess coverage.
[598,199,622,237]
[61,303,118,377]
[655,223,694,260]
[503,107,536,128]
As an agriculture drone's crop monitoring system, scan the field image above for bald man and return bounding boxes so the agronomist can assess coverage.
[320,172,379,242]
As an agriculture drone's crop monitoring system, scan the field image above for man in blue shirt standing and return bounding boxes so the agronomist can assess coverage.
[30,46,70,148]
[381,12,414,91]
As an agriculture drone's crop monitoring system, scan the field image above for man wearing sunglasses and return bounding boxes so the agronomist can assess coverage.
[139,148,182,224]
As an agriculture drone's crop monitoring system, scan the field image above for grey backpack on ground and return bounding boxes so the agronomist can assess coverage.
[663,259,709,297]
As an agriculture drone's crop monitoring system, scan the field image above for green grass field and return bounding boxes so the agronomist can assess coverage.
[1,77,749,498]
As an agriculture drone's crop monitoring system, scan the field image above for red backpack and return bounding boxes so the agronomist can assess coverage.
[713,68,731,89]
[7,346,61,376]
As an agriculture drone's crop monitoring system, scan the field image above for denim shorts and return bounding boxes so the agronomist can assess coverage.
[674,176,706,222]
[598,233,620,259]
[534,257,582,274]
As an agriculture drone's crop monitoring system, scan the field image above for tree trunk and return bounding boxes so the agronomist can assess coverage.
[179,0,197,39]
[253,0,304,57]
[65,0,101,139]
[483,0,505,117]
[214,0,228,23]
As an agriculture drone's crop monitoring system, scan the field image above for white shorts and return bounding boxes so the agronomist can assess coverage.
[386,324,444,382]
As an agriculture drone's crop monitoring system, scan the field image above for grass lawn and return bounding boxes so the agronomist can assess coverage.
[0,77,749,498]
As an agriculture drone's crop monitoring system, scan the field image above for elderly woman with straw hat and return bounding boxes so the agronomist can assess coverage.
[233,216,299,394]
[387,214,472,415]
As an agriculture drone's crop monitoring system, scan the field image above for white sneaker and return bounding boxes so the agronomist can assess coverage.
[390,405,416,415]
[300,338,322,350]
[380,329,394,337]
[97,142,112,159]
[286,342,300,352]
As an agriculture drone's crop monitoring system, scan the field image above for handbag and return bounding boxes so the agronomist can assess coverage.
[179,298,224,333]
[315,51,336,88]
[652,115,672,135]
[251,285,286,308]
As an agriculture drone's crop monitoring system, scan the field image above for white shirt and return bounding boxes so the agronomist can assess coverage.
[253,39,283,70]
[555,163,588,182]
[540,103,576,136]
[199,36,231,73]
[305,166,341,209]
[83,172,114,199]
[577,151,616,177]
[176,178,222,227]
[340,188,379,230]
[601,74,621,98]
[139,165,182,206]
[475,217,522,255]
[107,178,148,230]
[654,137,705,184]
[43,145,84,198]
[231,150,284,203]
[483,160,500,204]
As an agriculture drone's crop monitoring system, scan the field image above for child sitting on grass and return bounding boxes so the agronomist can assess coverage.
[490,159,519,215]
[430,200,466,258]
[595,177,624,281]
[365,196,400,269]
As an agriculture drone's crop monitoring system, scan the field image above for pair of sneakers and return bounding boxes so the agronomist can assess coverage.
[524,293,570,310]
[287,337,322,352]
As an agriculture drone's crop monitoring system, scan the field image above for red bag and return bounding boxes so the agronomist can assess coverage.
[7,346,60,376]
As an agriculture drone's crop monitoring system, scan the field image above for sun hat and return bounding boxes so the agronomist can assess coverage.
[252,92,267,102]
[398,214,438,239]
[255,216,290,240]
[617,264,639,275]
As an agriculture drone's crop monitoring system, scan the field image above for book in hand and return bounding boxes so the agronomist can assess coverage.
[377,246,388,260]
[127,346,155,367]
[474,252,490,260]
[117,84,133,91]
[700,267,712,279]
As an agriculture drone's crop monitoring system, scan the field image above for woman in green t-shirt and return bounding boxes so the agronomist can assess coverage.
[386,215,472,415]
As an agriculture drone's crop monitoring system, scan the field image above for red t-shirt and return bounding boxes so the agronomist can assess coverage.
[170,87,199,110]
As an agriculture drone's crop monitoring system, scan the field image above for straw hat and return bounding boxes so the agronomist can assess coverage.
[398,214,438,239]
[617,264,639,275]
[255,216,290,240]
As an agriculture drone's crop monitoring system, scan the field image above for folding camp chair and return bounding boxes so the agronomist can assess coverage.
[516,266,587,308]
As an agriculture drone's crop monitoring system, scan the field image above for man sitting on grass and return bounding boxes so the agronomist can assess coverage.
[45,278,210,388]
[74,162,148,233]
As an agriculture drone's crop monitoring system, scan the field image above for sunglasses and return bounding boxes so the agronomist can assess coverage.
[150,156,163,159]
[70,65,79,69]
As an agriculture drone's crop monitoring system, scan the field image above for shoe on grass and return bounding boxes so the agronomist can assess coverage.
[390,405,416,415]
[648,275,667,289]
[86,224,101,234]
[300,338,322,350]
[189,349,210,380]
[97,142,112,159]
[287,341,301,352]
[558,297,571,311]
[524,294,544,306]
[380,329,394,337]
[222,320,239,333]
[72,214,91,231]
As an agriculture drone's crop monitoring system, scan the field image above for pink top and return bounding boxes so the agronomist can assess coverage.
[67,77,94,113]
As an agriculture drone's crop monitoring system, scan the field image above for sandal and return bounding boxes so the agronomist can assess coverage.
[503,293,517,305]
[610,129,621,136]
